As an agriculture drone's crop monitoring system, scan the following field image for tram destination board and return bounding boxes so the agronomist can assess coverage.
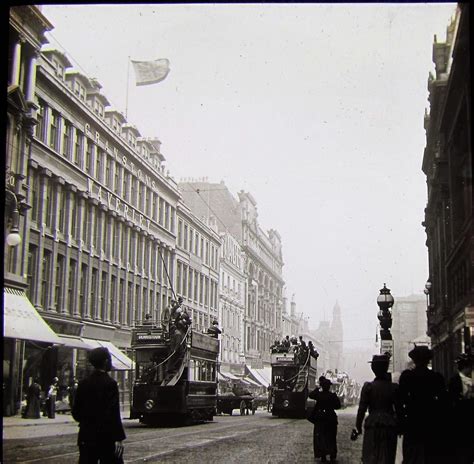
[132,328,165,345]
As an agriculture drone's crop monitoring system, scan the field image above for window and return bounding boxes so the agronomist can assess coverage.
[145,187,150,216]
[121,224,126,262]
[74,80,86,101]
[95,149,102,181]
[100,271,107,320]
[90,269,98,318]
[159,198,164,225]
[177,220,183,248]
[80,263,88,317]
[130,177,135,206]
[137,182,143,211]
[189,228,194,254]
[26,245,38,300]
[114,165,120,195]
[194,271,198,302]
[68,259,77,314]
[49,111,60,150]
[122,171,128,201]
[74,130,83,166]
[35,100,46,142]
[194,232,199,255]
[41,250,52,309]
[199,274,204,304]
[85,139,92,174]
[165,203,170,230]
[188,268,193,300]
[105,156,111,187]
[45,179,52,228]
[62,122,73,158]
[183,224,188,250]
[119,279,125,324]
[152,193,158,221]
[30,169,40,223]
[110,276,117,322]
[58,187,66,232]
[55,254,65,310]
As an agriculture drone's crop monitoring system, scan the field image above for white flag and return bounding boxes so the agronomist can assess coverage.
[131,58,170,86]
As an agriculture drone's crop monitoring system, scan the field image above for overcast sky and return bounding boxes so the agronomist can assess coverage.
[41,3,457,349]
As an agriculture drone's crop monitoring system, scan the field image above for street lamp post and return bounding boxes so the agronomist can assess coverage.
[5,189,22,247]
[377,283,394,341]
[377,284,395,373]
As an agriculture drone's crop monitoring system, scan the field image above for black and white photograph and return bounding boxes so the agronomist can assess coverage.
[4,3,472,463]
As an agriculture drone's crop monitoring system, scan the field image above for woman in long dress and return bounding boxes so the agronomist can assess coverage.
[309,376,341,463]
[355,355,398,464]
[23,379,42,419]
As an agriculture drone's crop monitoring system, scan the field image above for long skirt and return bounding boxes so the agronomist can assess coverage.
[313,420,338,459]
[362,424,397,464]
[23,396,41,419]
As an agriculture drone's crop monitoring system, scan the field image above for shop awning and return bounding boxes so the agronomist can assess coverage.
[246,366,271,387]
[56,335,91,350]
[219,370,240,381]
[3,287,62,344]
[82,338,133,370]
[243,377,261,387]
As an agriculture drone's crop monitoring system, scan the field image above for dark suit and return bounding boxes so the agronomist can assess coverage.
[448,373,474,464]
[72,370,126,463]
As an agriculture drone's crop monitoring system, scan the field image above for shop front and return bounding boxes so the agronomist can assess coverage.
[3,287,62,416]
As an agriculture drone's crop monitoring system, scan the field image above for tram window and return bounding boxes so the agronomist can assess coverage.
[135,349,168,382]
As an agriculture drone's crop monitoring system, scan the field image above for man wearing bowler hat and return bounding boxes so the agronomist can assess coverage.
[72,347,126,463]
[398,345,449,464]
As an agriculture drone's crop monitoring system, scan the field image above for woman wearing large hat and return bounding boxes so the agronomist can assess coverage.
[398,345,449,463]
[355,354,398,464]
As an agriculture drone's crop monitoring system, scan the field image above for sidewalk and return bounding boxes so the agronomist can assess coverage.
[3,404,131,428]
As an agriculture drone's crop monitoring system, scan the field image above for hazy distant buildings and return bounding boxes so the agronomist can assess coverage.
[329,302,344,371]
[391,294,429,374]
[422,3,472,378]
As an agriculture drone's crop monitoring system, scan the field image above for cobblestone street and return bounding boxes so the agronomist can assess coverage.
[3,406,404,463]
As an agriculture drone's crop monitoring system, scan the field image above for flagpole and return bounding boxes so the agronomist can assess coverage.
[125,56,130,119]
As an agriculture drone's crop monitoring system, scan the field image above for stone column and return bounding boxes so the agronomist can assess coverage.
[25,51,39,103]
[10,37,23,85]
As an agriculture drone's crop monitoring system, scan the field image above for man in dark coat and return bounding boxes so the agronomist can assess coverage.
[398,345,449,464]
[72,347,126,463]
[448,354,474,464]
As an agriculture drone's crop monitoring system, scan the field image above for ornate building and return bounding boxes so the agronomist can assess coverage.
[5,5,56,417]
[218,231,246,374]
[175,201,221,334]
[179,181,285,368]
[4,8,221,415]
[422,3,472,379]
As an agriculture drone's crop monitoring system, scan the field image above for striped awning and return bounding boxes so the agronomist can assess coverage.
[3,287,62,344]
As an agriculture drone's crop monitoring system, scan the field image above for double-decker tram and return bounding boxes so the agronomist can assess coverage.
[130,315,219,425]
[270,341,318,418]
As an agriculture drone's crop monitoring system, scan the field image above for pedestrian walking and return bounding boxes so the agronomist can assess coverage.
[22,378,42,419]
[72,347,126,463]
[398,345,449,464]
[355,355,398,464]
[308,376,341,462]
[68,377,79,410]
[45,377,59,419]
[448,353,474,464]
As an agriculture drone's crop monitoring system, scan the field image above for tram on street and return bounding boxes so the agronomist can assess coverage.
[129,316,219,425]
[270,344,318,418]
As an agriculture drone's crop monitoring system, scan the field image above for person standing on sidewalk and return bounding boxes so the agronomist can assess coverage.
[72,347,126,463]
[23,378,42,419]
[355,355,398,464]
[398,345,449,464]
[45,377,59,419]
[448,354,474,464]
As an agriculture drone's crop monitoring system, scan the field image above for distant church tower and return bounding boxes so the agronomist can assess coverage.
[329,301,344,371]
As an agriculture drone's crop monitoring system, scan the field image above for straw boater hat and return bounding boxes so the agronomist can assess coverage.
[408,345,432,362]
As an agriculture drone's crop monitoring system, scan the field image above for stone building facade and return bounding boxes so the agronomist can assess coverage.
[179,181,285,368]
[4,7,221,415]
[422,3,472,379]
